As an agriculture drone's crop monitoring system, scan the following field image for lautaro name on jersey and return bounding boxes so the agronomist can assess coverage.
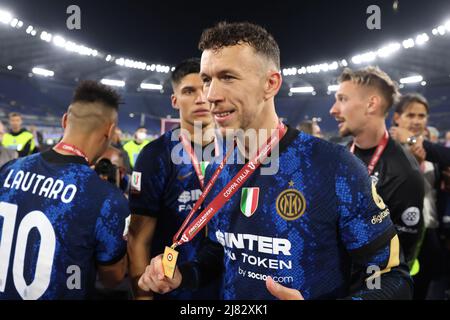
[0,150,129,300]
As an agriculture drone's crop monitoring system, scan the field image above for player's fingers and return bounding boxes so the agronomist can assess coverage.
[139,264,168,294]
[138,265,152,291]
[153,254,166,281]
[265,276,304,300]
[147,273,173,294]
[148,255,163,281]
[147,275,169,294]
[138,277,148,291]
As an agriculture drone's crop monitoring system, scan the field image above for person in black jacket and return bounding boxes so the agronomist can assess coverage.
[330,68,425,272]
[390,93,449,299]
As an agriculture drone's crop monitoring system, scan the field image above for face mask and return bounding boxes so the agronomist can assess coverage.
[136,132,147,141]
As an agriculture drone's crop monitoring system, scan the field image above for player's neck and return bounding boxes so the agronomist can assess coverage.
[54,136,94,164]
[354,120,387,150]
[237,109,280,159]
[181,120,215,147]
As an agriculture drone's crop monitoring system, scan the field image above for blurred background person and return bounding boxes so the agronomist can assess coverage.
[2,112,35,157]
[0,120,18,167]
[111,127,132,175]
[101,145,130,195]
[123,127,150,169]
[297,119,323,138]
[391,93,448,299]
[29,125,45,153]
[426,126,440,143]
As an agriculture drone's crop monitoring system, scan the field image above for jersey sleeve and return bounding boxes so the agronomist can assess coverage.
[95,188,130,265]
[334,150,414,298]
[384,168,424,266]
[345,235,413,300]
[128,140,170,217]
[336,149,397,256]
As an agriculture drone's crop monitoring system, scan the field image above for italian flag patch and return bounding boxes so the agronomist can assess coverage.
[240,187,260,217]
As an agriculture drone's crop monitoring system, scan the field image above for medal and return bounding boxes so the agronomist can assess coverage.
[162,245,180,279]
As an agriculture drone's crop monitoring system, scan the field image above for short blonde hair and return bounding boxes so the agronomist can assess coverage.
[339,67,400,112]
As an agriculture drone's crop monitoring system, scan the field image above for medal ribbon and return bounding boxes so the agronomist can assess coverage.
[55,142,89,163]
[350,130,389,175]
[171,122,287,249]
[179,134,220,190]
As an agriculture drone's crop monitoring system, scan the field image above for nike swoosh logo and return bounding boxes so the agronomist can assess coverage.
[177,171,193,181]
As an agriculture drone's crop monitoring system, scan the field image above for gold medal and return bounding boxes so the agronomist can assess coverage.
[162,246,179,279]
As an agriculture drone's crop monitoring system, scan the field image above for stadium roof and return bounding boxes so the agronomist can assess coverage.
[1,0,450,96]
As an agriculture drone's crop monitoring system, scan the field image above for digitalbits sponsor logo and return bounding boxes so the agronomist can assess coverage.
[401,207,420,226]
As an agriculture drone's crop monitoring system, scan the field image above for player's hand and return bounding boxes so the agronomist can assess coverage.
[410,143,426,164]
[265,276,304,300]
[138,254,182,294]
[389,127,412,144]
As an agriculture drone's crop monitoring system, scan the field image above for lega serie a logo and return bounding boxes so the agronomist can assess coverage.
[275,181,306,221]
[130,171,142,194]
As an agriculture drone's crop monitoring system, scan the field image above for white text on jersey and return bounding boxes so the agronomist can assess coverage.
[3,169,77,203]
[215,230,292,256]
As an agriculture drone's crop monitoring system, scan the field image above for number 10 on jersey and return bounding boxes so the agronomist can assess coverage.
[0,202,56,300]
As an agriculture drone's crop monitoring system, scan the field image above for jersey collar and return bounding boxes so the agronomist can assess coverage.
[41,149,89,166]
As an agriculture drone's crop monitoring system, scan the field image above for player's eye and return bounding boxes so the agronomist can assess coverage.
[202,77,211,86]
[221,75,235,81]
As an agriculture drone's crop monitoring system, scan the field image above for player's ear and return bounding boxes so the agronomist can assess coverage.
[264,70,282,101]
[61,113,68,129]
[367,95,381,115]
[106,121,116,140]
[171,94,179,110]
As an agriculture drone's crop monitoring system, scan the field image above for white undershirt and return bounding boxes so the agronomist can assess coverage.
[422,161,439,229]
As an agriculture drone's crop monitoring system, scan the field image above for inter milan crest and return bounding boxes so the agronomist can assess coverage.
[276,181,306,221]
[240,187,260,217]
